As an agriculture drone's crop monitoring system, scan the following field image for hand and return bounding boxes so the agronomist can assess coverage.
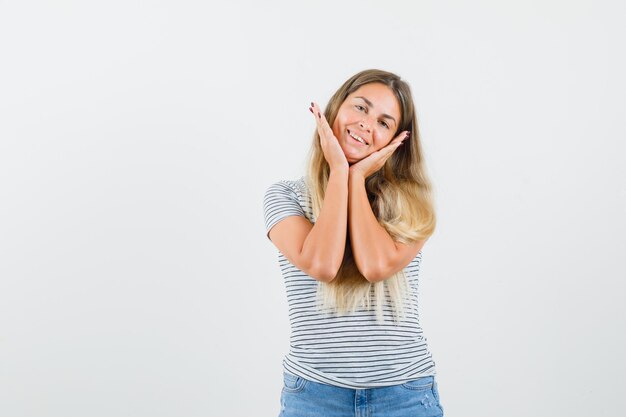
[310,101,349,172]
[349,130,409,180]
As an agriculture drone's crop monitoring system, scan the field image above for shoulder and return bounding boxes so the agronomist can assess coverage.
[264,176,307,199]
[263,177,311,235]
[263,176,313,220]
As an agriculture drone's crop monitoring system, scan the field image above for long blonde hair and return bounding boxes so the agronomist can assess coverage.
[305,69,437,323]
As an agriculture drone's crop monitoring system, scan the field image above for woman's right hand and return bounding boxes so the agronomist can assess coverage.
[310,101,349,172]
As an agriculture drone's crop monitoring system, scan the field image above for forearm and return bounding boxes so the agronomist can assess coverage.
[300,168,349,281]
[348,173,398,282]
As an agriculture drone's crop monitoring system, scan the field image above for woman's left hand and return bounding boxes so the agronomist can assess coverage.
[349,130,410,179]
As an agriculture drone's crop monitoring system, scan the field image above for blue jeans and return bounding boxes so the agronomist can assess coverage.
[279,372,444,417]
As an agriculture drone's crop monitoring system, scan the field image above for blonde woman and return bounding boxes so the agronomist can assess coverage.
[263,69,444,416]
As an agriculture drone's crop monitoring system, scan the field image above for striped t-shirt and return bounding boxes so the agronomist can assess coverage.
[263,176,437,389]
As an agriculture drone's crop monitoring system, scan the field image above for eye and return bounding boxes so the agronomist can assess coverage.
[355,105,366,112]
[379,120,389,129]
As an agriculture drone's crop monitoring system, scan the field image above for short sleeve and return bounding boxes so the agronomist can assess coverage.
[263,181,307,240]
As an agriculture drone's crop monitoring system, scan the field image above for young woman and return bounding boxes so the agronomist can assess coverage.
[263,69,444,416]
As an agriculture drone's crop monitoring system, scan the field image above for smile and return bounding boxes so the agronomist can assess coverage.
[348,130,368,145]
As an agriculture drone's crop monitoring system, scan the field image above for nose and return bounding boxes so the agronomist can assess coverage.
[358,119,371,132]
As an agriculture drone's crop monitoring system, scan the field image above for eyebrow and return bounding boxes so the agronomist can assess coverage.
[354,96,397,125]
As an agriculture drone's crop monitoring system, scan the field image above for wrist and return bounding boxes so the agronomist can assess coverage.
[329,167,350,181]
[348,168,366,183]
[330,164,349,175]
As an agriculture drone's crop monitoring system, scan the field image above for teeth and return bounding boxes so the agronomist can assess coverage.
[349,131,367,145]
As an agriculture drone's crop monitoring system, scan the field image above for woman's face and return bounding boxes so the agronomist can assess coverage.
[331,82,402,164]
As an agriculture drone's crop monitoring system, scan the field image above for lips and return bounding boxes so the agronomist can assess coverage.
[347,129,369,145]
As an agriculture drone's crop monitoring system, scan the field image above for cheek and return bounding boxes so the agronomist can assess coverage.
[332,115,349,137]
[376,131,395,148]
[331,120,342,138]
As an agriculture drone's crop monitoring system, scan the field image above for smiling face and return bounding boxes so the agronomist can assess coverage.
[331,82,402,164]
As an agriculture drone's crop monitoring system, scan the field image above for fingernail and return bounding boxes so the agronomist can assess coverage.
[318,112,321,119]
[309,107,313,113]
[406,130,411,136]
[311,102,314,107]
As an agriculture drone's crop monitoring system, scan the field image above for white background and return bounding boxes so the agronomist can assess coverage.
[1,1,624,416]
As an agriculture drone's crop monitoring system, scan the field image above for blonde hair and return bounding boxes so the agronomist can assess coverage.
[305,69,437,323]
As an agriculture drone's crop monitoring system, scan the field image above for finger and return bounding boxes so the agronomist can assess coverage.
[378,144,402,166]
[378,139,405,157]
[378,138,405,161]
[385,131,408,149]
[382,143,401,159]
[311,102,335,141]
[310,101,330,129]
[310,103,328,145]
[309,101,321,126]
[310,101,323,120]
[391,130,410,145]
[311,101,327,131]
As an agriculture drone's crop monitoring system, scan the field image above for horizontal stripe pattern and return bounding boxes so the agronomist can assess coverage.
[263,177,437,389]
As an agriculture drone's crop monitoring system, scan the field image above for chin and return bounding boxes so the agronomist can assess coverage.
[344,153,360,164]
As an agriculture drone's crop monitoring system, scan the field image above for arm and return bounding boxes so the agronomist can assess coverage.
[269,169,349,282]
[348,173,425,283]
[267,101,350,282]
